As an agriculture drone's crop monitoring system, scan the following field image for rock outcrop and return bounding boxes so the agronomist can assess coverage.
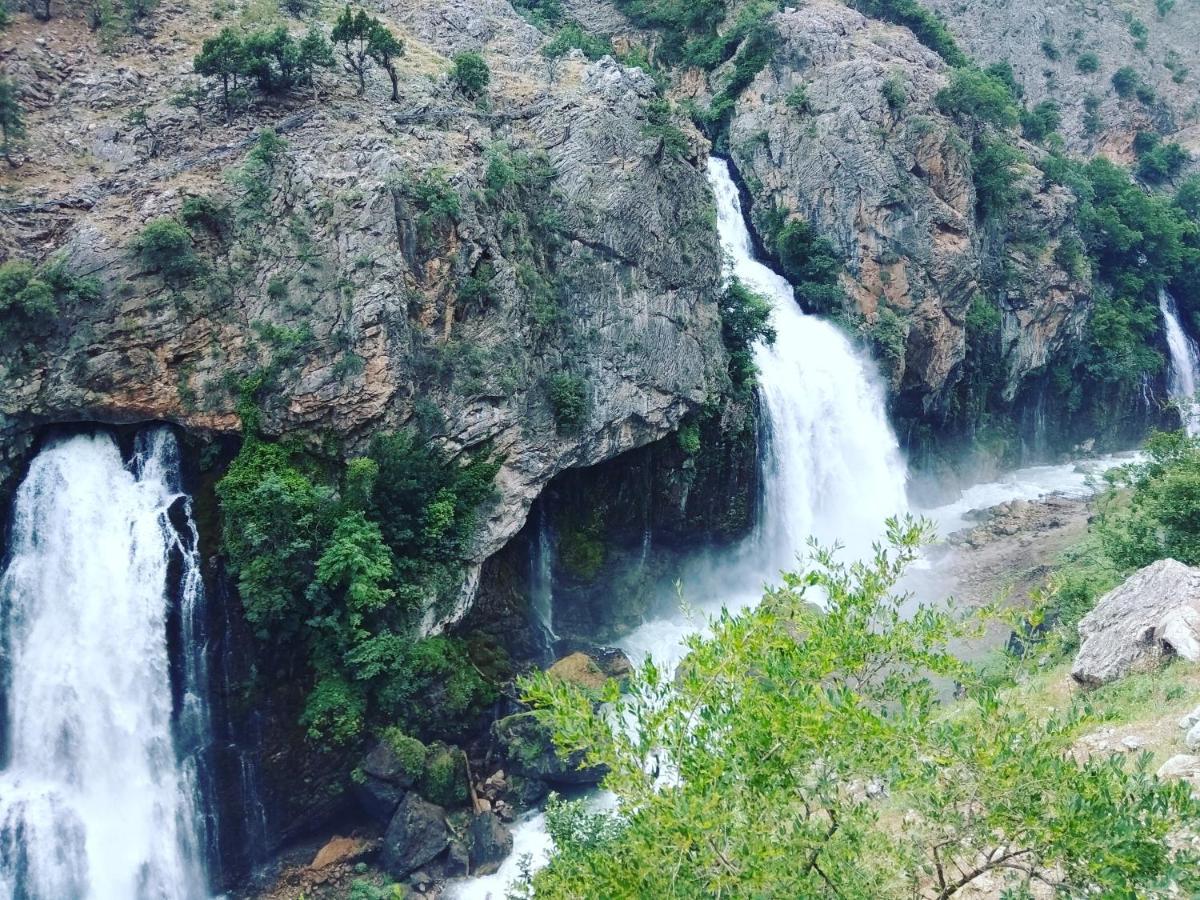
[922,0,1200,158]
[380,793,449,879]
[0,0,726,631]
[722,0,1090,437]
[1072,558,1200,686]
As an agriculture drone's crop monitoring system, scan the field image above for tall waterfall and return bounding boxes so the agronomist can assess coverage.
[709,158,908,566]
[0,429,209,900]
[1159,288,1200,437]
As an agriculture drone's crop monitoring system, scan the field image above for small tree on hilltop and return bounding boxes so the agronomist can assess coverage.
[0,77,25,166]
[332,5,373,96]
[298,26,335,98]
[367,20,404,102]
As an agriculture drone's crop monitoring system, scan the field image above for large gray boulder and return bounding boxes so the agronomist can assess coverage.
[380,793,449,879]
[1072,559,1200,687]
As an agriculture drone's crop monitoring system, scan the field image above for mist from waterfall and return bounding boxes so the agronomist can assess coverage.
[0,429,209,900]
[1159,288,1200,437]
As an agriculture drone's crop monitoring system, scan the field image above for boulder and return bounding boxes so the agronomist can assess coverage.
[1071,559,1200,687]
[352,736,425,823]
[467,811,514,876]
[492,712,607,789]
[380,793,449,879]
[310,836,373,870]
[547,652,608,691]
[1157,754,1200,781]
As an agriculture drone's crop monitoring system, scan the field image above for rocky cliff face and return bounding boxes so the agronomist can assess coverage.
[921,0,1200,160]
[0,1,727,625]
[718,0,1093,452]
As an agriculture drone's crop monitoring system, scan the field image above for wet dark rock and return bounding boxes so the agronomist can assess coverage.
[380,794,449,879]
[468,811,514,876]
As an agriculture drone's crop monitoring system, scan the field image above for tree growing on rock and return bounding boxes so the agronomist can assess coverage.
[332,5,373,96]
[366,19,404,102]
[194,27,246,120]
[451,51,490,98]
[0,77,25,165]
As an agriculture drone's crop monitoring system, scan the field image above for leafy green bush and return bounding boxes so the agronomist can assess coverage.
[881,73,907,111]
[784,85,810,113]
[935,67,1019,128]
[0,260,99,364]
[1111,65,1139,98]
[719,278,775,393]
[869,306,907,367]
[133,217,201,282]
[1076,51,1100,73]
[180,195,231,235]
[771,217,844,313]
[971,136,1026,216]
[216,426,500,747]
[543,22,611,60]
[512,0,566,29]
[547,373,588,429]
[451,51,490,96]
[1020,99,1061,141]
[1136,138,1189,184]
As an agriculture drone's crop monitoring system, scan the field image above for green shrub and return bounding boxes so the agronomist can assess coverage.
[971,136,1025,217]
[935,67,1019,128]
[1129,17,1148,51]
[133,217,201,282]
[1111,65,1139,97]
[382,728,428,782]
[512,0,566,29]
[1157,0,1175,15]
[1137,140,1189,184]
[772,217,844,313]
[1020,100,1061,141]
[719,278,775,392]
[547,373,588,429]
[881,73,907,111]
[1076,51,1100,73]
[784,85,810,113]
[180,195,231,235]
[0,260,99,363]
[1040,39,1060,60]
[869,307,907,366]
[451,50,490,96]
[543,22,611,60]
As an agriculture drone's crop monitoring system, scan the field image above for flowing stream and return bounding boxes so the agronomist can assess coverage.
[0,429,209,900]
[1159,288,1200,436]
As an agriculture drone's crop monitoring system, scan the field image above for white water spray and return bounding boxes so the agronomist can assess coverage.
[0,430,209,900]
[1159,288,1200,436]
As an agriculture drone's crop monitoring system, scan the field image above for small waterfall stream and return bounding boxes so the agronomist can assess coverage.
[1159,288,1200,436]
[0,429,210,900]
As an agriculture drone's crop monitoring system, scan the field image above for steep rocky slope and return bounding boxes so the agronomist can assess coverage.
[723,0,1091,442]
[0,0,727,622]
[922,0,1200,159]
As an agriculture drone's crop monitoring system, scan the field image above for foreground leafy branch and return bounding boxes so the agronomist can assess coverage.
[520,517,1200,898]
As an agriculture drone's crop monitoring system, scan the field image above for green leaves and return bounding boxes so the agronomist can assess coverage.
[519,516,1200,897]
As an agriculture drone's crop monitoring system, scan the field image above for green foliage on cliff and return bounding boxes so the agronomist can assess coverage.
[520,519,1200,897]
[194,23,334,115]
[547,373,589,429]
[451,51,490,97]
[216,425,501,746]
[935,67,1020,128]
[970,136,1025,217]
[849,0,966,66]
[719,278,775,395]
[771,217,844,313]
[133,218,201,282]
[0,259,100,368]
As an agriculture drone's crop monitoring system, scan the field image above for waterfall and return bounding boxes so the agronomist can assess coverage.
[1159,288,1200,436]
[530,504,556,642]
[0,429,209,900]
[709,158,908,567]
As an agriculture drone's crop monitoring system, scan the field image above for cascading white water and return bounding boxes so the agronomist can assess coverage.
[450,159,911,900]
[709,158,908,568]
[1159,288,1200,436]
[0,430,209,900]
[530,505,556,642]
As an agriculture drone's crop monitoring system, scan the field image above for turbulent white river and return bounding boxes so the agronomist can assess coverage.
[0,430,209,900]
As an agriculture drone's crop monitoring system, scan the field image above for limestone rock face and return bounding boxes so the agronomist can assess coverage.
[1072,559,1200,687]
[723,0,1091,430]
[0,0,726,631]
[922,0,1200,158]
